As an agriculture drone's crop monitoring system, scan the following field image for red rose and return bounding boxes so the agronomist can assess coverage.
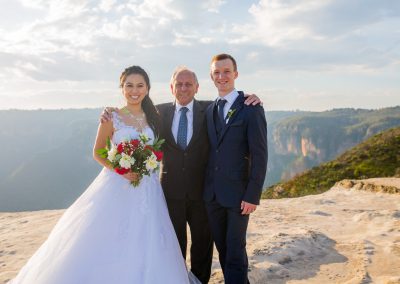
[117,143,124,154]
[153,150,163,161]
[115,167,130,175]
[130,139,140,148]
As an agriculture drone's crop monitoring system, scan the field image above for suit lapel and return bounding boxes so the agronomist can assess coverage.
[186,100,203,149]
[164,103,178,148]
[217,92,245,145]
[207,100,218,146]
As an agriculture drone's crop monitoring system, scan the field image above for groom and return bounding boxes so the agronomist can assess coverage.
[204,54,268,284]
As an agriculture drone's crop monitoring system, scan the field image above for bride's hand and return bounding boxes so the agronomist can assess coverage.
[122,172,139,182]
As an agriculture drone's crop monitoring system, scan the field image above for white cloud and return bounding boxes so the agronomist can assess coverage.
[18,0,90,20]
[231,0,325,46]
[18,0,50,10]
[232,0,400,47]
[246,51,259,60]
[131,0,183,20]
[0,0,399,110]
[201,0,227,13]
[99,0,117,12]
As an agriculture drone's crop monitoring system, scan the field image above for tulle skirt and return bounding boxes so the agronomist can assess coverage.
[10,169,189,284]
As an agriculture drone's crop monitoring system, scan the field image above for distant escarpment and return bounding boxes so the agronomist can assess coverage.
[266,107,400,186]
[263,126,400,198]
[0,107,399,211]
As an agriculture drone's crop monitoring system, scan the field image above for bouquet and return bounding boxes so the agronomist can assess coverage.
[97,133,165,187]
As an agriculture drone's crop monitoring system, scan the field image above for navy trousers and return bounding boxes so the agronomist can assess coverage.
[206,199,250,284]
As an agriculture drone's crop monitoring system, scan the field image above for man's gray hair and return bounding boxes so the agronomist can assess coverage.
[170,66,198,85]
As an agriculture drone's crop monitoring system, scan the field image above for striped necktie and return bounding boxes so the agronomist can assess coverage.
[177,107,188,149]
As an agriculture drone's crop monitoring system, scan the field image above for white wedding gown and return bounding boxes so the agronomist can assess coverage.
[10,113,190,284]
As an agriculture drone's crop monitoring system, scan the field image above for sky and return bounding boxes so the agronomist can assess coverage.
[0,0,399,111]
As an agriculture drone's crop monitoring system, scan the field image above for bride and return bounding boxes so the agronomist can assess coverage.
[10,66,190,284]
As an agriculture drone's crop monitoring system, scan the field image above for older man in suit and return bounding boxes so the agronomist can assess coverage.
[157,67,213,283]
[204,54,268,284]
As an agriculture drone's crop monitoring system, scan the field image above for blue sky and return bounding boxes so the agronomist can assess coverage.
[0,0,399,110]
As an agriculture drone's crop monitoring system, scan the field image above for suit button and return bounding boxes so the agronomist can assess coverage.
[184,153,187,156]
[215,166,218,171]
[182,168,185,171]
[216,150,219,153]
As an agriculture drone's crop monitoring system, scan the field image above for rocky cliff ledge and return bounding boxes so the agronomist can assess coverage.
[2,179,400,284]
[335,178,400,194]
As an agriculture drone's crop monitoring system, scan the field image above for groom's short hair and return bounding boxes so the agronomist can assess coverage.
[211,53,237,71]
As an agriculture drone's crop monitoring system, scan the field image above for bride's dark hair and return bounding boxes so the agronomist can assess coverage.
[119,65,161,136]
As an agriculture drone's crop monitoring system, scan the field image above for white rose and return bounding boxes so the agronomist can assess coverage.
[145,154,158,171]
[119,153,135,169]
[107,147,118,162]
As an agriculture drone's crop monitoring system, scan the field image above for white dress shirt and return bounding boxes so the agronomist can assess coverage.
[218,89,239,123]
[172,100,194,145]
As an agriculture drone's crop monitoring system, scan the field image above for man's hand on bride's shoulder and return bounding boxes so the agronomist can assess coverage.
[100,107,118,123]
[243,93,263,106]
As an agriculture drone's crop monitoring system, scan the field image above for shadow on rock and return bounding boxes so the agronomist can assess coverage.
[249,230,348,284]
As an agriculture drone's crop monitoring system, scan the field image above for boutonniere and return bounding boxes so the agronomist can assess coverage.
[227,109,236,119]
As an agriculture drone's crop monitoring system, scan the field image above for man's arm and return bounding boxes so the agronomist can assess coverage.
[242,105,268,208]
[197,93,263,106]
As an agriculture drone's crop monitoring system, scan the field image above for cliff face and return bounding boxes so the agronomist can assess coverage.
[264,126,400,199]
[266,107,400,186]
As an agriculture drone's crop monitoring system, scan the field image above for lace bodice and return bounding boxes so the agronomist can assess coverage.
[111,111,155,145]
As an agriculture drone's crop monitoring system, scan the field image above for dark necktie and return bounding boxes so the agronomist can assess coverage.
[214,99,227,136]
[218,99,227,125]
[177,107,188,149]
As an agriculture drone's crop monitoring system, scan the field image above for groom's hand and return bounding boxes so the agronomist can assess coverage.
[241,201,257,215]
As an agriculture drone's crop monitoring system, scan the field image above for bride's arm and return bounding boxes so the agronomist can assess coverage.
[92,120,114,169]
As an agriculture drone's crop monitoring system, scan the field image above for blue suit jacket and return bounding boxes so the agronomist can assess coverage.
[204,91,268,207]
